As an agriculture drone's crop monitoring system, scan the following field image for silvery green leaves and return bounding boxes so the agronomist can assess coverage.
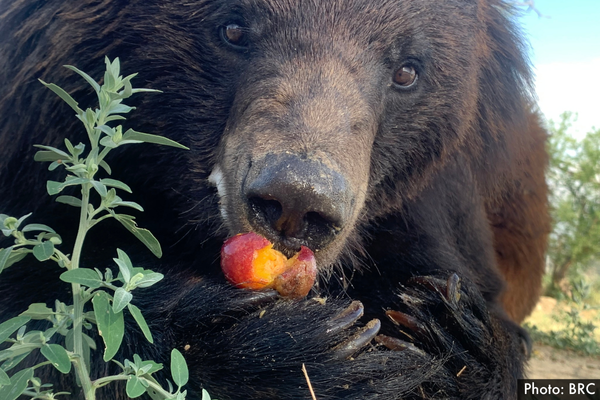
[119,353,190,400]
[0,58,192,399]
[0,310,72,399]
[0,368,33,400]
[113,249,164,292]
[34,57,187,260]
[60,249,162,359]
[0,214,63,273]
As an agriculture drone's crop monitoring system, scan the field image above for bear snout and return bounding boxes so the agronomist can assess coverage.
[243,152,353,253]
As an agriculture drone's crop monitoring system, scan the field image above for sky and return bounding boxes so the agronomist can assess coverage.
[519,0,600,137]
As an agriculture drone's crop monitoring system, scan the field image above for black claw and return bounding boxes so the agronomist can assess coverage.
[375,335,425,355]
[410,274,462,307]
[332,319,381,360]
[326,301,364,335]
[229,289,279,310]
[386,310,426,335]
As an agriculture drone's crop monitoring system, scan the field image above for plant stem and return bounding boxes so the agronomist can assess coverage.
[70,184,94,400]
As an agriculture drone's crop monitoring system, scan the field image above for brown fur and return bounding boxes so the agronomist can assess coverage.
[488,113,550,322]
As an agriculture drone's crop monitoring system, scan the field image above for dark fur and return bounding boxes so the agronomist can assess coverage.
[0,0,549,399]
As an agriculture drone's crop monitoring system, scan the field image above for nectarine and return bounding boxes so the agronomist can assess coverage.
[221,233,317,298]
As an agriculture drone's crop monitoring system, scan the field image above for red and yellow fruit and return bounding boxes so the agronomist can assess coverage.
[221,232,317,298]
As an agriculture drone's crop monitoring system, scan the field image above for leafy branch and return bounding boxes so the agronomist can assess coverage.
[0,57,214,400]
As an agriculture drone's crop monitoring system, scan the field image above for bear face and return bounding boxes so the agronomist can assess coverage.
[0,0,549,398]
[182,0,526,270]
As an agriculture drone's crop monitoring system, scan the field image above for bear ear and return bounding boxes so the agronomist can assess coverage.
[460,1,539,200]
[475,0,534,139]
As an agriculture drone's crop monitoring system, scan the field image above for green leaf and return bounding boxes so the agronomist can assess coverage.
[113,288,133,313]
[99,160,112,175]
[22,224,55,233]
[33,145,70,159]
[114,201,144,212]
[91,181,108,197]
[56,195,82,207]
[116,248,133,269]
[170,348,188,388]
[99,136,120,148]
[0,353,29,372]
[41,344,71,374]
[20,304,54,320]
[108,56,121,78]
[122,129,189,150]
[39,80,83,114]
[82,333,97,350]
[0,317,31,344]
[0,367,10,386]
[135,272,164,289]
[64,138,75,154]
[114,258,131,284]
[114,249,133,283]
[130,354,162,375]
[100,179,132,193]
[96,125,116,137]
[131,88,162,94]
[34,151,64,162]
[127,304,153,344]
[64,65,101,93]
[60,269,103,289]
[113,214,162,258]
[0,332,45,364]
[15,213,32,228]
[109,103,135,114]
[32,241,55,262]
[2,249,27,271]
[202,389,212,400]
[0,247,13,274]
[126,375,146,398]
[0,368,33,400]
[92,291,124,362]
[47,177,89,196]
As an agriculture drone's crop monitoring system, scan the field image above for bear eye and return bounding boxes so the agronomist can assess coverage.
[393,65,418,88]
[221,24,247,49]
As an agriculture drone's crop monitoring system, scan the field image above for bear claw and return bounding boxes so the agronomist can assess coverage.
[385,310,426,335]
[326,301,365,335]
[332,319,381,360]
[410,273,462,307]
[231,289,279,310]
[375,334,425,355]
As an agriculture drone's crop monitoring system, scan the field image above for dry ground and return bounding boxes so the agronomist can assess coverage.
[525,296,600,378]
[528,343,600,378]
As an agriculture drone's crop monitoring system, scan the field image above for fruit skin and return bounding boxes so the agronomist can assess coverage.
[272,246,317,298]
[221,232,317,298]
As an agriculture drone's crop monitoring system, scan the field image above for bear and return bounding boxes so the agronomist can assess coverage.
[0,0,550,399]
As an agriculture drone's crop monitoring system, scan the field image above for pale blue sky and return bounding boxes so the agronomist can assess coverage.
[519,0,600,136]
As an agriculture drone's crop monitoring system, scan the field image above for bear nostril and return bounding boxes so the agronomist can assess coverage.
[304,211,341,236]
[248,193,343,247]
[248,196,283,229]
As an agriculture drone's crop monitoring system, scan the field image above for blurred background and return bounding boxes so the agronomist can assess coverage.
[516,0,600,378]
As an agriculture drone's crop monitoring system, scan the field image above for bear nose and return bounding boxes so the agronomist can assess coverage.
[244,153,353,251]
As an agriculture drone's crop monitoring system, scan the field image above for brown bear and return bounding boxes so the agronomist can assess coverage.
[0,0,549,399]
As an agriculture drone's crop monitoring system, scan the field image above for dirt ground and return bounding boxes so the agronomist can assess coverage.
[527,343,600,378]
[525,296,600,378]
